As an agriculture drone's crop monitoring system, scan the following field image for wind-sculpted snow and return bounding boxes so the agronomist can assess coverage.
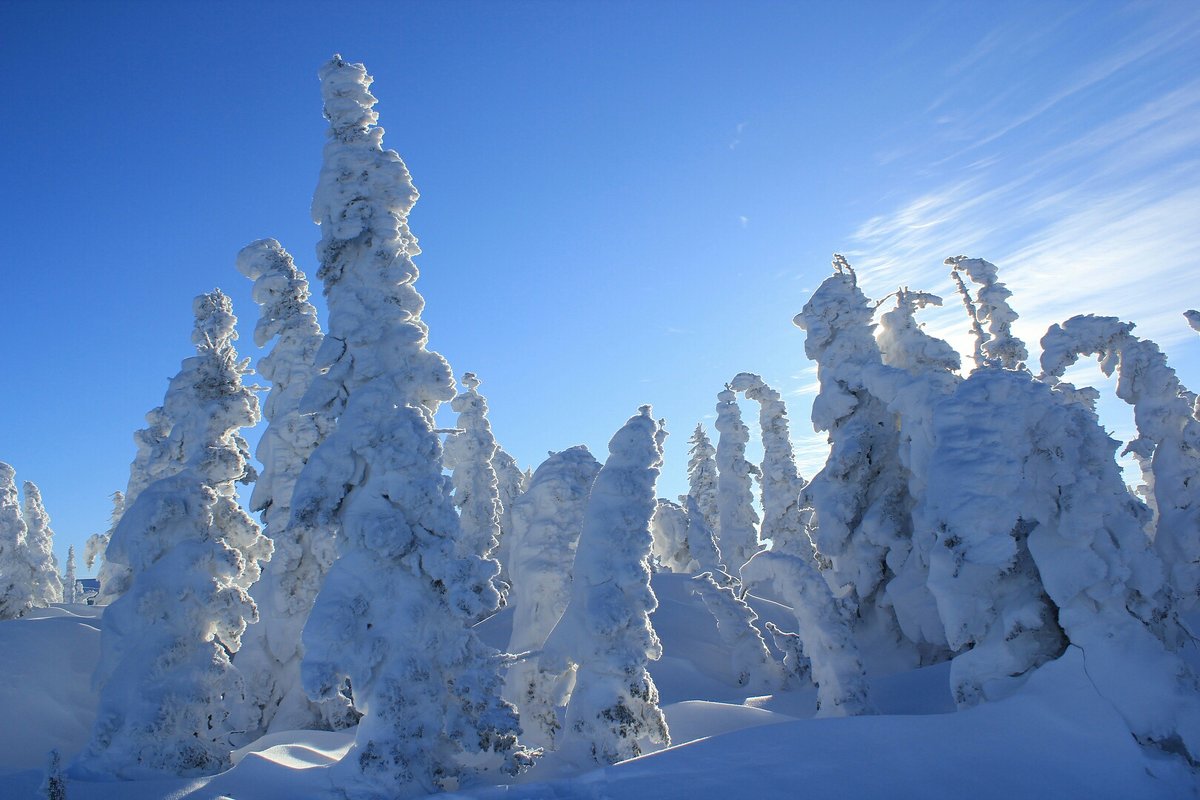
[730,373,808,558]
[740,551,874,716]
[234,239,347,737]
[74,290,267,779]
[503,445,601,749]
[543,407,670,766]
[1040,314,1200,621]
[714,389,761,575]
[293,56,530,798]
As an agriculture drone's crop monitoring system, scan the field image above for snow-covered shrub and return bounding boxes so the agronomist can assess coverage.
[544,407,670,766]
[503,445,601,749]
[73,290,267,779]
[730,372,808,558]
[741,551,874,716]
[714,388,761,575]
[293,56,530,799]
[233,238,348,737]
[691,571,784,693]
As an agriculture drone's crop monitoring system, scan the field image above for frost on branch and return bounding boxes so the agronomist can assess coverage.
[74,290,266,779]
[544,408,670,766]
[1040,314,1200,621]
[20,482,63,607]
[503,445,601,749]
[730,372,809,559]
[233,238,348,737]
[714,388,761,575]
[294,56,528,799]
[740,551,874,716]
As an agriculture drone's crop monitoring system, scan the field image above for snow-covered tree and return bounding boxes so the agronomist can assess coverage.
[293,56,530,799]
[490,447,528,583]
[444,372,503,566]
[21,482,63,607]
[793,259,912,651]
[503,445,601,749]
[682,494,728,580]
[685,424,720,536]
[64,546,78,604]
[691,571,783,693]
[650,499,691,573]
[0,463,34,620]
[543,407,670,766]
[1041,315,1200,621]
[74,290,267,779]
[714,388,761,574]
[730,372,808,558]
[741,551,874,716]
[41,749,66,800]
[876,289,961,375]
[87,492,124,604]
[947,255,1027,371]
[232,238,348,737]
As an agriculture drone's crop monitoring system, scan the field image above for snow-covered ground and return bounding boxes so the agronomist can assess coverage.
[3,576,1195,799]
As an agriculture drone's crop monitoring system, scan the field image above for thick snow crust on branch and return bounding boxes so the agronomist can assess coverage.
[233,239,347,737]
[293,56,529,799]
[444,373,503,565]
[691,572,784,693]
[741,551,874,716]
[0,463,35,619]
[876,289,961,375]
[503,445,601,749]
[20,482,62,607]
[714,389,761,574]
[544,407,670,766]
[75,290,267,779]
[1040,314,1200,619]
[730,373,808,558]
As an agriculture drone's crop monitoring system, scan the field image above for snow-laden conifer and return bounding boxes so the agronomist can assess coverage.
[444,373,503,565]
[793,258,911,647]
[20,482,62,606]
[729,373,808,558]
[74,290,266,779]
[0,463,34,620]
[233,238,348,736]
[503,445,601,749]
[64,546,77,604]
[714,389,761,574]
[1040,315,1200,619]
[876,289,961,375]
[293,56,530,798]
[741,551,874,716]
[543,408,670,765]
[685,424,720,536]
[683,494,729,580]
[691,572,783,693]
[947,256,1027,371]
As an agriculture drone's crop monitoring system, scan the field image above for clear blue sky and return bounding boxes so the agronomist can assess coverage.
[2,1,1198,573]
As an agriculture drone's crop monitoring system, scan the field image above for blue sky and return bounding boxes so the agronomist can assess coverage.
[2,1,1198,573]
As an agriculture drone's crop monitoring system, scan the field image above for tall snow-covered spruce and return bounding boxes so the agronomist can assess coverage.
[685,423,720,536]
[74,290,268,779]
[543,407,670,766]
[293,56,530,799]
[64,545,78,604]
[443,372,504,568]
[0,463,35,619]
[714,388,761,575]
[21,482,63,607]
[233,238,349,737]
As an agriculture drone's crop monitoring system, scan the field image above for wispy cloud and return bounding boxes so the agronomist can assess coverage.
[729,121,747,150]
